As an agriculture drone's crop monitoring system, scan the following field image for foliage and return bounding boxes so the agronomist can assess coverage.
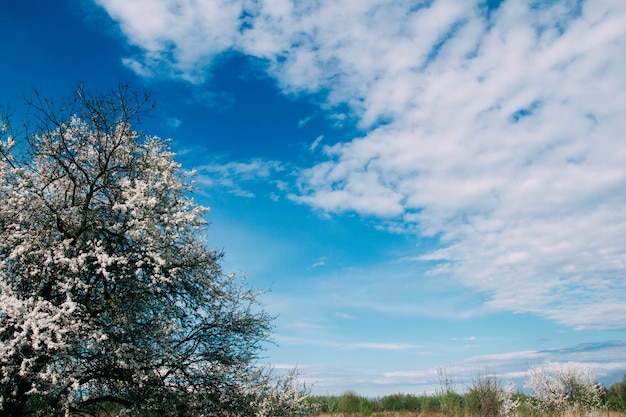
[251,370,314,417]
[377,393,422,412]
[462,372,521,417]
[0,86,305,417]
[437,367,463,416]
[420,394,443,414]
[338,390,361,416]
[525,366,605,417]
[306,368,626,417]
[607,375,626,412]
[465,372,502,417]
[316,395,340,416]
[360,397,375,417]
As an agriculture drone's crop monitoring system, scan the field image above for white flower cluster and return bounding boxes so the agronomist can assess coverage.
[251,371,313,417]
[526,366,605,417]
[498,382,521,417]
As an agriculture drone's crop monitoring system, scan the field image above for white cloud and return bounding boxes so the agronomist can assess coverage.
[464,336,477,341]
[287,321,326,330]
[95,0,243,82]
[381,341,626,392]
[269,339,626,394]
[298,116,312,127]
[195,158,285,198]
[96,0,626,330]
[351,342,417,351]
[309,135,323,152]
[166,117,182,128]
[311,256,327,267]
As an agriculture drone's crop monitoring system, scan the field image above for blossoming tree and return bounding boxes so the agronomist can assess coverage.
[0,86,305,417]
[526,366,605,417]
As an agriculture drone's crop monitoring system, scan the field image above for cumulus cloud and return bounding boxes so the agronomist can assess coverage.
[95,0,243,82]
[95,0,626,330]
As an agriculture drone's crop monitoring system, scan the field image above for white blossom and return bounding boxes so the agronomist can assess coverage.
[526,365,605,417]
[498,382,520,417]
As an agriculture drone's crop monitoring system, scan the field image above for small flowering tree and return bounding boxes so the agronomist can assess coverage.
[0,86,303,417]
[252,370,314,417]
[498,382,521,417]
[526,366,605,417]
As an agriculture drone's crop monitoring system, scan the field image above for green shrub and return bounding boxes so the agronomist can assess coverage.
[465,373,502,417]
[359,397,373,416]
[338,390,361,416]
[437,368,463,416]
[607,376,626,412]
[378,393,421,412]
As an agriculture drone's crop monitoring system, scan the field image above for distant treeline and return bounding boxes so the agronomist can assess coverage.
[309,372,626,417]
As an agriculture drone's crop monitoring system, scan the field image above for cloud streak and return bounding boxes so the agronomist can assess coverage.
[194,158,285,198]
[288,340,626,394]
[374,340,626,393]
[94,0,626,330]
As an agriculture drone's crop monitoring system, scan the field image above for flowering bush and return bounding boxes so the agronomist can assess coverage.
[526,366,605,417]
[498,382,521,417]
[251,370,314,417]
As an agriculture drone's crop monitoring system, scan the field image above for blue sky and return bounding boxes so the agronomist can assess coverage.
[2,0,626,396]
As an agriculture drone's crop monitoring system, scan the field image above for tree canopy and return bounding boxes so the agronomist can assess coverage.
[0,86,304,416]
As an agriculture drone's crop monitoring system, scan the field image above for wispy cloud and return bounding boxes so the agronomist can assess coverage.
[381,340,626,393]
[298,341,626,394]
[95,0,626,331]
[351,342,417,351]
[275,260,490,321]
[275,334,417,352]
[287,321,326,330]
[165,117,182,129]
[298,116,312,128]
[268,333,626,394]
[311,256,327,268]
[451,336,477,342]
[309,135,323,152]
[194,158,285,198]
